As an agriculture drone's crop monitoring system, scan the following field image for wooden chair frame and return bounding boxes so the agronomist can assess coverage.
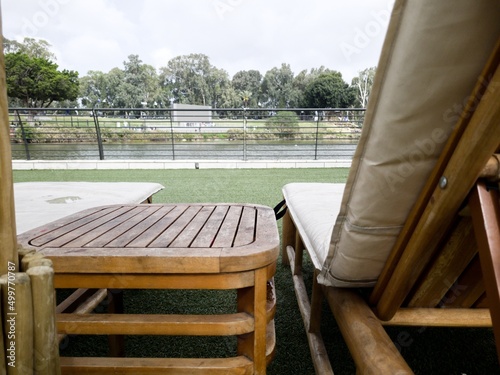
[282,45,500,374]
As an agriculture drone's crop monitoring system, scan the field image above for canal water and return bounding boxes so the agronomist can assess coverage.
[11,141,357,161]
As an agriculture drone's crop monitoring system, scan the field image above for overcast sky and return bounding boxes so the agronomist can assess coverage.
[2,0,394,82]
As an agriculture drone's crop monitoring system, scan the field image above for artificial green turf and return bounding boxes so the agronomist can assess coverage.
[13,168,349,207]
[13,169,499,374]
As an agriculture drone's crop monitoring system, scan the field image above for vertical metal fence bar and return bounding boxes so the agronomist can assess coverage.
[92,108,105,160]
[243,108,247,161]
[169,110,175,160]
[314,112,320,160]
[15,110,30,160]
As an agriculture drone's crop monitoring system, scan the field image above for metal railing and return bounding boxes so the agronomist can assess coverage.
[9,108,364,161]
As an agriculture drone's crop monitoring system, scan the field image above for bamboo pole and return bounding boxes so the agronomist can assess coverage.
[24,258,53,271]
[0,293,6,375]
[27,266,60,375]
[17,249,34,259]
[0,273,34,374]
[20,253,44,272]
[0,5,18,275]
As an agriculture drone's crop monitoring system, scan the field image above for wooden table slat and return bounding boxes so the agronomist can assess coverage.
[191,205,230,248]
[105,205,175,247]
[21,204,280,274]
[30,206,127,247]
[149,206,203,247]
[212,206,243,248]
[83,206,162,248]
[63,206,149,248]
[169,206,216,248]
[127,205,190,248]
[233,206,256,247]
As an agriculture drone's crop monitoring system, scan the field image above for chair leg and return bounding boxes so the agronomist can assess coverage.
[281,209,295,266]
[309,269,323,334]
[286,244,334,375]
[469,180,500,362]
[294,232,304,276]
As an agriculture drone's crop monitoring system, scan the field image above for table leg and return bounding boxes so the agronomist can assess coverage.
[237,267,268,375]
[107,289,125,357]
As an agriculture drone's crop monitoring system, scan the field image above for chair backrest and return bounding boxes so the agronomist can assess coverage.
[371,42,500,319]
[317,0,500,289]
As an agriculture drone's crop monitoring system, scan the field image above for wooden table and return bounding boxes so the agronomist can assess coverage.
[18,203,279,375]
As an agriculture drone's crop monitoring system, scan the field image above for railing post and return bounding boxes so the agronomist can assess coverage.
[243,108,247,161]
[314,111,320,160]
[92,107,105,160]
[169,109,175,160]
[15,110,31,160]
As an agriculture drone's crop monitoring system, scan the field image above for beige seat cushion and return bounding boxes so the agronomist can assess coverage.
[15,182,164,234]
[285,0,500,287]
[282,183,345,269]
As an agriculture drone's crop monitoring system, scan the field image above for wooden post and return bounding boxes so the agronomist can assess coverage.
[20,252,45,272]
[24,257,53,270]
[0,6,19,275]
[27,266,60,375]
[0,297,6,374]
[1,273,34,374]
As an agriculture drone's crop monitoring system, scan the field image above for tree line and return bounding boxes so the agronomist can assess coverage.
[4,38,376,110]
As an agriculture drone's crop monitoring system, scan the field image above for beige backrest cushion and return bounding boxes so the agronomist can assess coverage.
[318,0,500,287]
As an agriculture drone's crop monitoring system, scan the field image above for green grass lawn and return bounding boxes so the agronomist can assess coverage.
[13,168,499,374]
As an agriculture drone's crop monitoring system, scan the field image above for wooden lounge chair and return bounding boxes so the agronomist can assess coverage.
[281,1,500,373]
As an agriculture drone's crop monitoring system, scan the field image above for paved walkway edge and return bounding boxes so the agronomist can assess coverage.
[12,159,352,170]
[12,159,353,170]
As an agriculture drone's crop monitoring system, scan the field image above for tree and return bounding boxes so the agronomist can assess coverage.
[232,70,262,107]
[261,64,299,108]
[239,90,252,107]
[73,51,370,110]
[352,66,376,107]
[5,52,79,107]
[292,67,334,107]
[215,86,240,110]
[79,70,109,107]
[122,54,161,108]
[303,72,355,108]
[3,37,57,61]
[205,66,232,108]
[159,53,235,108]
[292,70,311,107]
[104,68,128,108]
[160,53,212,105]
[265,111,300,139]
